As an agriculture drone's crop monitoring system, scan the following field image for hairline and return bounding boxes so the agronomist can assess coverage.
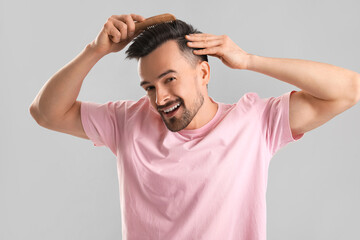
[138,39,203,69]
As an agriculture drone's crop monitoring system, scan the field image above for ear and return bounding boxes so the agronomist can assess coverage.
[198,61,210,86]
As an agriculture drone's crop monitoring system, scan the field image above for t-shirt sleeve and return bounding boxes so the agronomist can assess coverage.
[257,90,304,156]
[80,100,123,156]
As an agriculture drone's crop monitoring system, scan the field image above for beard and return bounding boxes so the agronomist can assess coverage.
[159,92,204,132]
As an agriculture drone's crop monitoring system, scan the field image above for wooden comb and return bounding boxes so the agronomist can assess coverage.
[134,13,176,32]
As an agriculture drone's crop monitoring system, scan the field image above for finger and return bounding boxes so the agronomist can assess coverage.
[193,46,224,57]
[185,33,221,41]
[187,33,214,37]
[119,15,135,37]
[109,27,121,43]
[187,39,223,48]
[104,21,121,43]
[125,29,144,45]
[130,13,146,22]
[112,19,128,41]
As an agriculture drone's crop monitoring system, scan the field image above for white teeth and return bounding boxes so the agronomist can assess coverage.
[164,103,181,113]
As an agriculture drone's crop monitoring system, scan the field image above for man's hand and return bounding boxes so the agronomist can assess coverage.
[185,33,251,70]
[89,14,146,56]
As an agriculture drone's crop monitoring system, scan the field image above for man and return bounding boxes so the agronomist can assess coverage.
[29,14,360,240]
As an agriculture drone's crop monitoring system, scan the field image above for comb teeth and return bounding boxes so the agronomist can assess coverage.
[135,13,176,32]
[145,20,174,30]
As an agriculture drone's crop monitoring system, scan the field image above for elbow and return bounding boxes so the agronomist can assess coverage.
[355,73,360,104]
[29,104,37,120]
[29,104,46,126]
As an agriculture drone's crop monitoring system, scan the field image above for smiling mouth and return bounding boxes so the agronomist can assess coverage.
[161,102,182,118]
[163,102,181,113]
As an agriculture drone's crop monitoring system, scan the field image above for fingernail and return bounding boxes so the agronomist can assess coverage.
[129,31,134,37]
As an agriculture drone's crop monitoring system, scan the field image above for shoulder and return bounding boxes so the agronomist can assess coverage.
[234,92,263,112]
[115,96,161,125]
[212,93,263,121]
[81,95,153,119]
[122,95,154,116]
[236,92,291,111]
[103,95,151,114]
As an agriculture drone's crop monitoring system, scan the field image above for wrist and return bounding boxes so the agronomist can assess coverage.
[85,42,108,59]
[245,54,257,71]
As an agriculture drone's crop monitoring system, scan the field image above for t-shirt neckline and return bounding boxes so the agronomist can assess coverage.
[175,98,222,139]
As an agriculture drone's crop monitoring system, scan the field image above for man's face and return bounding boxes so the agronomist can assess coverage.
[138,40,205,132]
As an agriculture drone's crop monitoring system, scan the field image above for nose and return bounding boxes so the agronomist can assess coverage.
[155,86,170,106]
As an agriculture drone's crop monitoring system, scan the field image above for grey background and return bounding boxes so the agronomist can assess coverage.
[1,0,359,239]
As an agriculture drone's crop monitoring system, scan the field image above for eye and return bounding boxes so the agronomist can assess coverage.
[145,86,155,91]
[166,77,176,82]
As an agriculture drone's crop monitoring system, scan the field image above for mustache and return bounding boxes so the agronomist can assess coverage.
[157,99,183,111]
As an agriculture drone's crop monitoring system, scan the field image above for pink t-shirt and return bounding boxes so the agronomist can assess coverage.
[80,90,304,240]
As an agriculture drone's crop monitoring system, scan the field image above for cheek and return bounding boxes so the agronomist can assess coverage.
[177,83,198,107]
[146,95,157,108]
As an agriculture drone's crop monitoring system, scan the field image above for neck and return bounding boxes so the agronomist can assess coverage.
[184,96,218,130]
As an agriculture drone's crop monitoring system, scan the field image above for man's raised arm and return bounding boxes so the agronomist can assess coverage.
[29,14,145,137]
[185,33,360,136]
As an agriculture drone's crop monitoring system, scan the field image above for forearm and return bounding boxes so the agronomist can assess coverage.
[30,44,105,122]
[246,54,360,101]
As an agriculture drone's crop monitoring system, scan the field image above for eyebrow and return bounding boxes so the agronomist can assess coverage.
[140,69,177,87]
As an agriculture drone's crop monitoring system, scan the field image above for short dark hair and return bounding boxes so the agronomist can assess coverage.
[125,19,208,66]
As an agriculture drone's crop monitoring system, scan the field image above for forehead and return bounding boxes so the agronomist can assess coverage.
[138,40,191,81]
